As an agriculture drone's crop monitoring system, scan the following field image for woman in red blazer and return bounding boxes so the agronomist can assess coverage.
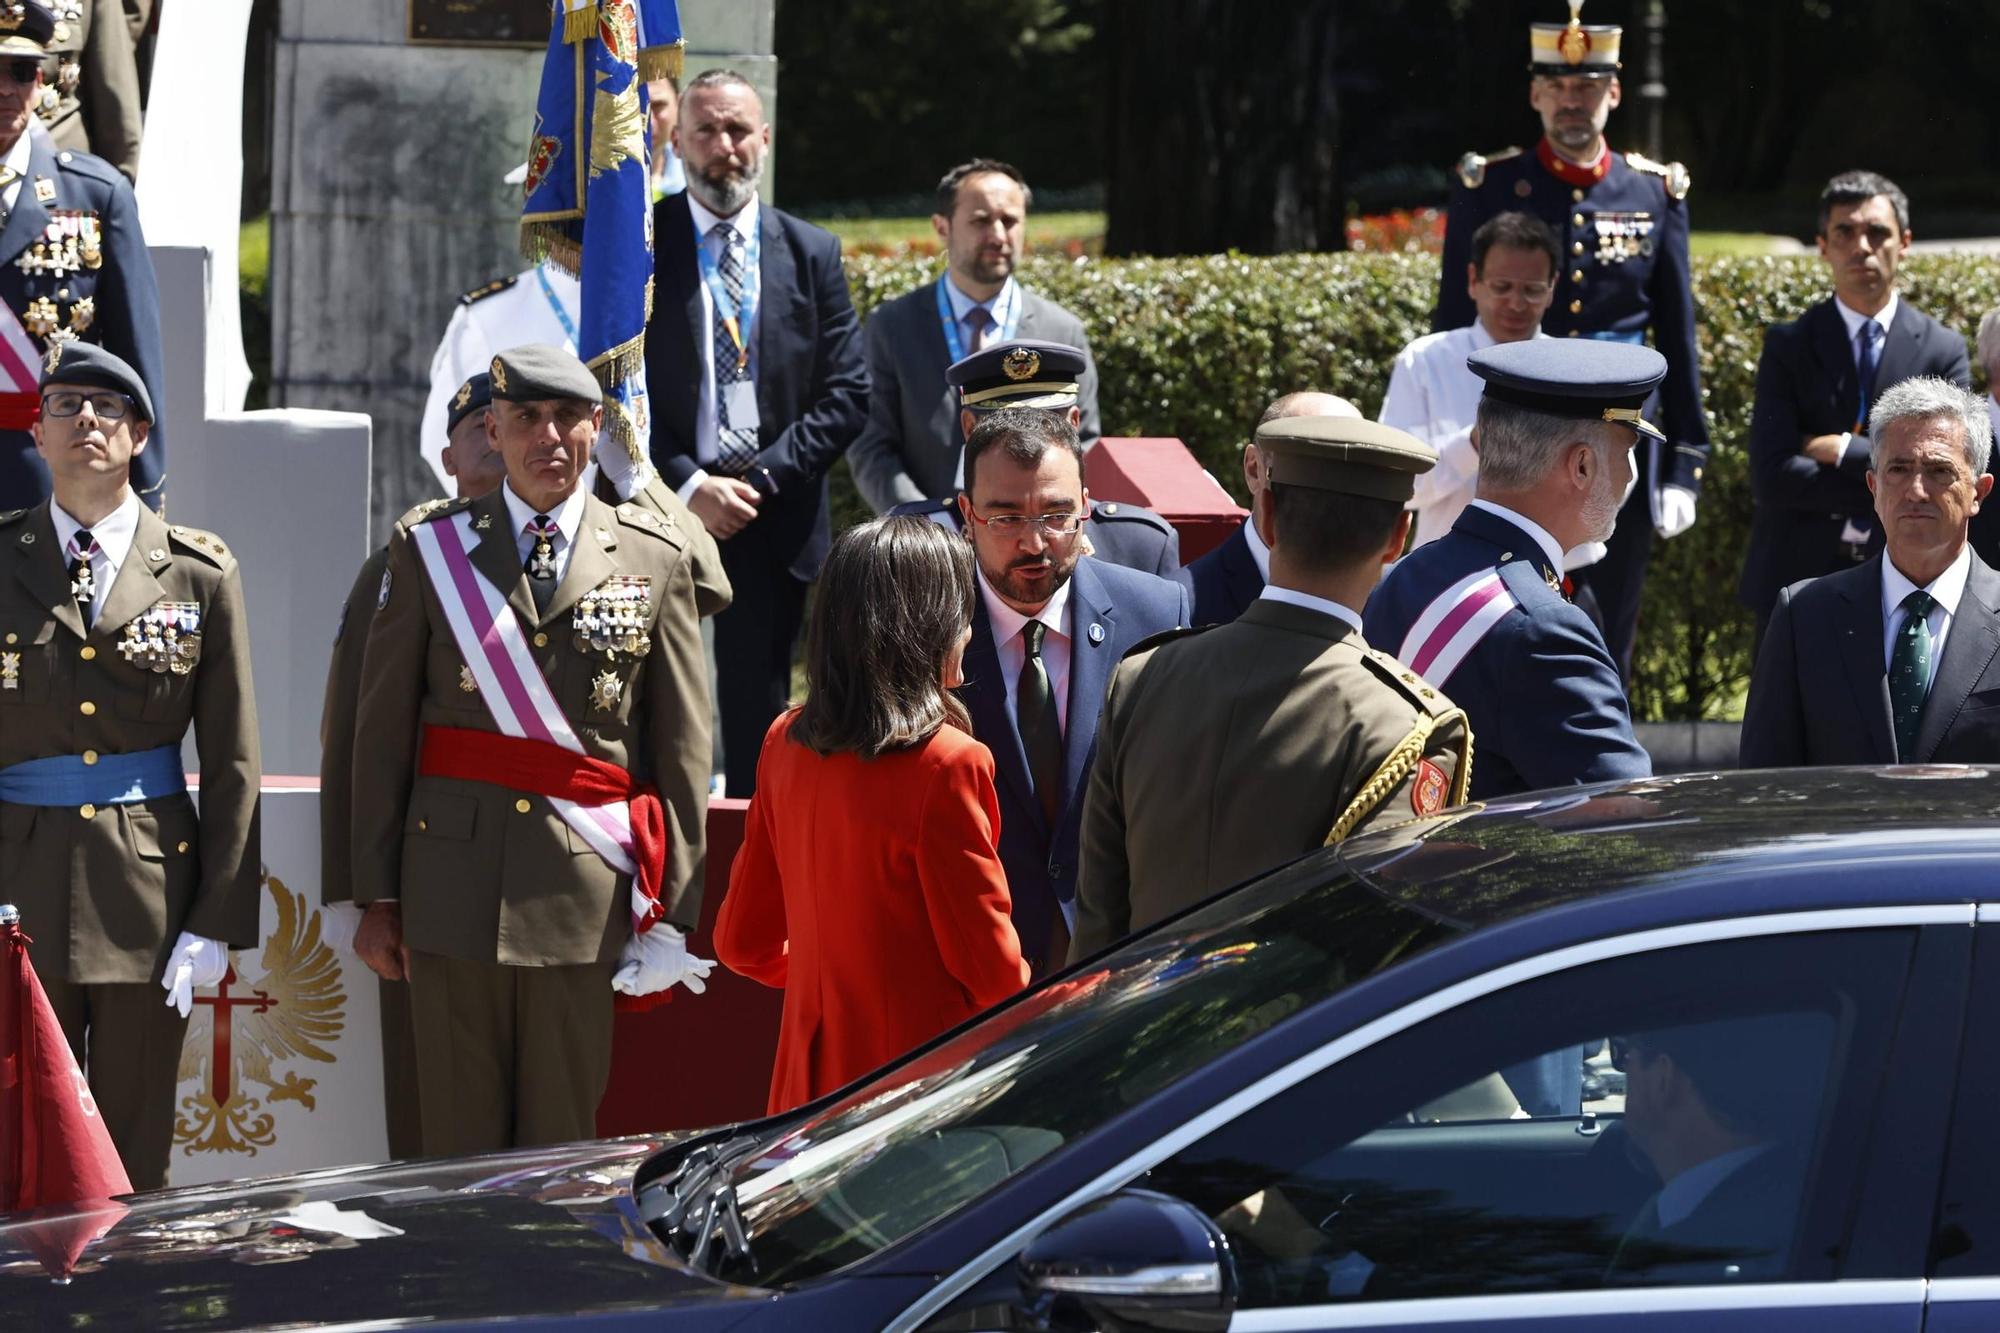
[716,516,1030,1114]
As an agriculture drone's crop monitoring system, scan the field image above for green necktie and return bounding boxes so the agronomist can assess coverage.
[1017,620,1065,827]
[1890,589,1937,761]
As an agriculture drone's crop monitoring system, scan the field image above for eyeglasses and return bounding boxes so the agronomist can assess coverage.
[42,390,133,420]
[1,60,40,88]
[1477,279,1555,301]
[964,507,1083,537]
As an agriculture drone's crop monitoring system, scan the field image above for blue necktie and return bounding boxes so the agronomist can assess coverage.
[1855,319,1883,433]
[711,223,758,474]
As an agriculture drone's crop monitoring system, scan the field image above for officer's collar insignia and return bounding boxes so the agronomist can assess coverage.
[1544,565,1562,592]
[1002,347,1040,381]
[454,381,472,411]
[32,177,53,204]
[490,356,507,393]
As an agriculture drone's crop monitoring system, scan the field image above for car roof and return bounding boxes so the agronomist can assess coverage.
[1333,765,2000,933]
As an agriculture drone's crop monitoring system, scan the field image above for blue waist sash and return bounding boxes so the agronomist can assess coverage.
[0,744,187,806]
[1587,329,1647,345]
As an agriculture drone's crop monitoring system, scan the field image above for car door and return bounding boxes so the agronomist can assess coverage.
[1921,912,2000,1332]
[1122,913,1960,1332]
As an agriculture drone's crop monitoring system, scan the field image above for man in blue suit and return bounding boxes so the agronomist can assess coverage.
[955,401,1188,976]
[1187,390,1360,625]
[645,70,869,795]
[1364,338,1654,800]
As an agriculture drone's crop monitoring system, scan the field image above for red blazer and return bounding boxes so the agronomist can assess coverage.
[716,711,1030,1114]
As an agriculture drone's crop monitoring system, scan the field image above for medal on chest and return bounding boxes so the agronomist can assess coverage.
[118,601,203,674]
[572,575,651,660]
[1592,211,1655,265]
[1,650,17,690]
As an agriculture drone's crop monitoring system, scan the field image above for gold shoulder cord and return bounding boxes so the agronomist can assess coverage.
[1324,707,1474,846]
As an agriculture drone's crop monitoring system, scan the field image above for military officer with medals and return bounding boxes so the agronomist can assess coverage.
[1433,0,1705,682]
[1070,414,1471,961]
[37,0,144,181]
[348,344,714,1156]
[0,342,259,1190]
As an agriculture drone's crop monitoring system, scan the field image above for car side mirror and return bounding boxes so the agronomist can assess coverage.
[1014,1188,1235,1333]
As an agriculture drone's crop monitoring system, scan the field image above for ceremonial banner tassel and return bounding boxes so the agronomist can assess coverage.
[522,0,683,483]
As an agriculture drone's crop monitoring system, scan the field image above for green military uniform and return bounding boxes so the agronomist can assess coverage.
[1070,416,1472,961]
[37,0,145,182]
[349,477,711,1155]
[0,499,261,1188]
[594,470,733,618]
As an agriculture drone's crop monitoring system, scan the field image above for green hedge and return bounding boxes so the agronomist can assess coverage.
[837,251,2000,721]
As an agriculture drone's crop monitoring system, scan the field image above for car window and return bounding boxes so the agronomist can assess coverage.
[1143,929,1914,1308]
[1932,924,2000,1277]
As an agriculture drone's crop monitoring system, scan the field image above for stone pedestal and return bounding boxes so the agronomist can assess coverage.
[270,1,777,539]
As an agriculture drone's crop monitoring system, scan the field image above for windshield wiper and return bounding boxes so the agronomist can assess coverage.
[636,1134,760,1276]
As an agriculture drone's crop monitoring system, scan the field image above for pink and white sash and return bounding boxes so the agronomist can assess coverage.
[410,512,650,924]
[1398,567,1519,687]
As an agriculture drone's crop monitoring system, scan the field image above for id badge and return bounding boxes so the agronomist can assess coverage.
[724,379,760,431]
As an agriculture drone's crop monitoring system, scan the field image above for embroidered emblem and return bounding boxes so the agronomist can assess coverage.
[1002,347,1040,381]
[489,356,507,394]
[589,669,624,713]
[474,513,492,531]
[453,380,473,411]
[377,567,391,609]
[458,664,478,694]
[1412,758,1450,816]
[40,337,59,376]
[0,650,17,690]
[32,176,53,204]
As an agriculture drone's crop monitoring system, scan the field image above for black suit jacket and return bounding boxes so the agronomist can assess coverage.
[1186,519,1263,626]
[644,193,869,581]
[1738,296,1972,616]
[1740,552,2000,766]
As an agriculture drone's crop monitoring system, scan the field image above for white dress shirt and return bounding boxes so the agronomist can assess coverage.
[501,481,589,587]
[678,193,764,503]
[50,488,140,624]
[941,272,1019,350]
[1831,292,1900,473]
[1467,499,1567,576]
[419,262,580,489]
[1257,584,1363,634]
[977,564,1072,735]
[1881,544,1970,688]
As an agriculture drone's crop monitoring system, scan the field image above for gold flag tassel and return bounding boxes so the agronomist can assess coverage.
[520,220,583,278]
[638,40,685,83]
[561,0,597,43]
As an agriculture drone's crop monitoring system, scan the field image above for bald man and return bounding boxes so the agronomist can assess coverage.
[1186,391,1359,625]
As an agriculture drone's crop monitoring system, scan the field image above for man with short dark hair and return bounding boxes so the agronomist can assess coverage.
[1365,339,1655,798]
[954,405,1186,976]
[849,158,1101,514]
[1739,171,1974,638]
[1741,377,2000,766]
[1072,415,1470,959]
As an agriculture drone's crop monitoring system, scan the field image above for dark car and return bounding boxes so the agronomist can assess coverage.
[7,767,2000,1331]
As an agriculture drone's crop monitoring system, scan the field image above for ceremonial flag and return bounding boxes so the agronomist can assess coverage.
[0,906,132,1214]
[521,0,685,484]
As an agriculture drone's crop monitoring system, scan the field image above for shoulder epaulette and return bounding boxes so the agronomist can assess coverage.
[1360,648,1455,719]
[1455,146,1523,190]
[1325,666,1474,844]
[459,274,521,307]
[167,523,231,566]
[616,501,686,547]
[1120,622,1213,663]
[1090,501,1173,534]
[51,148,121,186]
[400,496,471,528]
[0,507,27,527]
[1624,151,1691,202]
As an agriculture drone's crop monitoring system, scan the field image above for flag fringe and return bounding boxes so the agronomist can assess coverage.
[562,1,596,43]
[521,220,583,277]
[637,41,684,82]
[587,332,646,388]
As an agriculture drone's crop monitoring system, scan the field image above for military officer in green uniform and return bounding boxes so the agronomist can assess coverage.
[1070,414,1471,961]
[0,342,260,1189]
[347,344,714,1156]
[37,0,144,181]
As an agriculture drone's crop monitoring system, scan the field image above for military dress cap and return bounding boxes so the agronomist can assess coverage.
[446,371,494,434]
[41,338,153,422]
[1468,337,1667,441]
[1254,415,1437,503]
[1530,0,1621,75]
[0,1,57,57]
[947,339,1087,411]
[488,343,601,403]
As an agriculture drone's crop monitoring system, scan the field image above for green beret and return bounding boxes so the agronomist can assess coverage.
[1254,416,1436,502]
[489,343,601,404]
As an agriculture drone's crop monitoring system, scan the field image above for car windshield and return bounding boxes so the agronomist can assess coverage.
[715,852,1455,1285]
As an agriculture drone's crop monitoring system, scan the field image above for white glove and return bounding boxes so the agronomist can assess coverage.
[1655,484,1698,539]
[319,901,364,955]
[161,931,230,1018]
[611,924,714,998]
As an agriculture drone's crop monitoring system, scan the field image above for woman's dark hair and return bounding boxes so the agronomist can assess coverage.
[790,515,976,759]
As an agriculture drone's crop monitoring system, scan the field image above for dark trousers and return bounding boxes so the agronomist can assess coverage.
[378,975,423,1160]
[0,435,51,512]
[42,977,191,1191]
[714,523,809,797]
[1573,481,1653,683]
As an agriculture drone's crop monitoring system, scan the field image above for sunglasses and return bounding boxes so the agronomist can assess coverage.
[1607,1036,1652,1072]
[2,60,40,88]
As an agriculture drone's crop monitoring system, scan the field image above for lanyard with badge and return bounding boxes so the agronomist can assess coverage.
[935,277,1020,364]
[692,214,761,435]
[535,263,579,350]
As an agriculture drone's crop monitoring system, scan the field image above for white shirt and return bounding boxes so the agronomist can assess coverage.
[1257,584,1363,634]
[1241,509,1272,582]
[50,489,140,624]
[1832,293,1899,467]
[1654,1144,1768,1231]
[976,564,1072,735]
[420,262,580,489]
[501,480,589,586]
[1467,499,1566,576]
[1881,544,1970,686]
[678,194,764,504]
[0,129,29,218]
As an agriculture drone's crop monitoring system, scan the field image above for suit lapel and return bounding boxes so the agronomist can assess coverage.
[959,602,1043,837]
[466,491,542,630]
[541,496,618,625]
[755,206,795,420]
[1834,560,1897,760]
[1061,559,1115,802]
[0,135,55,266]
[659,194,704,392]
[1873,301,1926,403]
[10,504,83,639]
[1914,557,2000,760]
[93,505,169,636]
[1807,300,1857,428]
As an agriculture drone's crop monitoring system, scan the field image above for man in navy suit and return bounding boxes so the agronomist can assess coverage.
[1739,172,1976,644]
[1187,390,1359,625]
[645,70,869,795]
[1741,378,2000,768]
[1364,338,1654,799]
[954,403,1188,976]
